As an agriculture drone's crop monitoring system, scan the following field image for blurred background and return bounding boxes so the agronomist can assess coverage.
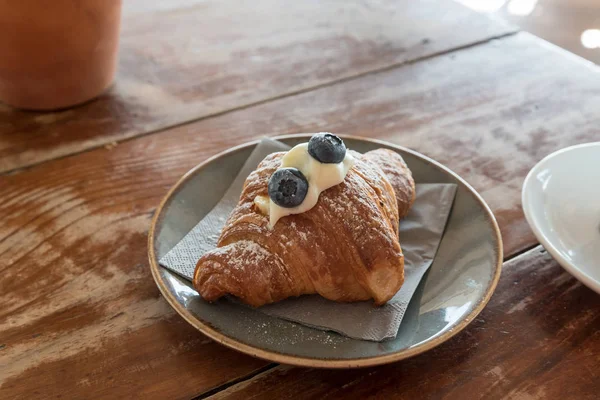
[456,0,600,64]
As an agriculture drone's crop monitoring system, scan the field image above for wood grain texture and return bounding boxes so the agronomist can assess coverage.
[0,0,515,173]
[493,0,600,65]
[207,246,600,400]
[2,32,600,399]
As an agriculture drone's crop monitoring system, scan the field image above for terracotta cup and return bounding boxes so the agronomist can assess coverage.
[0,0,122,110]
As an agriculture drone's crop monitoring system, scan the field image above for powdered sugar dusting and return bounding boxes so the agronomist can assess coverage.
[218,240,271,269]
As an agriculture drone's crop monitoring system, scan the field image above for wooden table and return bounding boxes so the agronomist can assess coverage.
[1,1,599,399]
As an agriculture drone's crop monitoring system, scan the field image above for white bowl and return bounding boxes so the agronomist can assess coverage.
[522,142,600,294]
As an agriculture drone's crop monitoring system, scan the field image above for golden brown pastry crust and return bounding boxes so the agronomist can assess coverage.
[363,148,416,218]
[193,149,415,307]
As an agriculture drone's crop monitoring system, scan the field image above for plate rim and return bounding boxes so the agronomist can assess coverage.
[148,133,504,368]
[522,141,600,295]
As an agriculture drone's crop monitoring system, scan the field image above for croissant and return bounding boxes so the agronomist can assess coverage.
[193,148,415,307]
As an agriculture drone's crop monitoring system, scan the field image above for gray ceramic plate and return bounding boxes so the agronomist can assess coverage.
[148,134,503,368]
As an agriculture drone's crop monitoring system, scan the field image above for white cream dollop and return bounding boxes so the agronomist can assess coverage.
[254,143,355,227]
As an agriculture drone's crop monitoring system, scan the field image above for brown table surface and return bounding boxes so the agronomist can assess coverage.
[1,1,599,399]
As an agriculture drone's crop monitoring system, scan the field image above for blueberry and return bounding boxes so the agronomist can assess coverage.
[268,168,309,208]
[308,133,346,164]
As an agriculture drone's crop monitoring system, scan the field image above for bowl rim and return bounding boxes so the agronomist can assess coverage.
[522,141,600,295]
[148,133,504,368]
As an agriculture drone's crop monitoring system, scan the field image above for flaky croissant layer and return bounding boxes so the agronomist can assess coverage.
[194,148,415,307]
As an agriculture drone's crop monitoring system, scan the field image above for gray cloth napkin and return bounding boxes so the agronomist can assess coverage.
[160,138,456,341]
